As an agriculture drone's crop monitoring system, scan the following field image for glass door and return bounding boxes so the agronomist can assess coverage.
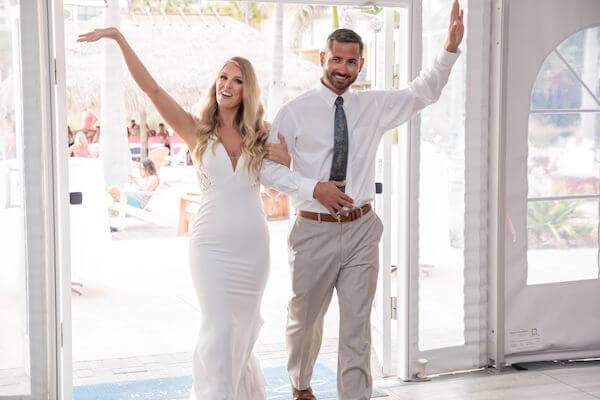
[0,1,60,399]
[371,5,410,377]
[406,0,489,378]
[57,2,410,399]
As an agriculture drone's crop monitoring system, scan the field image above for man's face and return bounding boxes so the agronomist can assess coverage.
[320,40,364,94]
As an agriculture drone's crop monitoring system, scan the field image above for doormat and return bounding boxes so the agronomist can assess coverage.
[73,363,387,399]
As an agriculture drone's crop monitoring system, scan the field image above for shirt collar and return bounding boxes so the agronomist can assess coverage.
[317,79,353,108]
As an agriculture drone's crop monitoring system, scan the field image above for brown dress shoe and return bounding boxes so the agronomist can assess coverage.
[292,386,317,400]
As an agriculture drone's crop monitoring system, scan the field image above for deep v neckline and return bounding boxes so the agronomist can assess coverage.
[217,141,241,174]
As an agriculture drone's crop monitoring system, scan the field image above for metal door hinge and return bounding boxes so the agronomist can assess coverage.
[391,296,397,320]
[393,64,400,88]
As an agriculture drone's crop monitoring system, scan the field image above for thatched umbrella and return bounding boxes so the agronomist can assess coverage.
[65,14,321,126]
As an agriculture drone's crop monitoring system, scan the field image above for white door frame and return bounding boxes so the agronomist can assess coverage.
[404,0,492,378]
[2,1,60,399]
[372,5,411,377]
[49,0,73,398]
[488,0,507,369]
[52,2,411,397]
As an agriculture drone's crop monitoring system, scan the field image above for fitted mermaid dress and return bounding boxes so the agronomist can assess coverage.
[188,138,269,399]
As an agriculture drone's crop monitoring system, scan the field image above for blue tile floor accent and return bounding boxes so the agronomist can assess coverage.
[73,363,387,399]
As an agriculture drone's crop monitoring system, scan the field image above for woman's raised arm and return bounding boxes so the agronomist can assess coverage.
[77,28,197,149]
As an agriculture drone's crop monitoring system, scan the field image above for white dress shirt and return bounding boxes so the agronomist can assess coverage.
[260,49,460,213]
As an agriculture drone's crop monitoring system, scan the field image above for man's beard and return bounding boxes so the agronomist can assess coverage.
[325,70,357,92]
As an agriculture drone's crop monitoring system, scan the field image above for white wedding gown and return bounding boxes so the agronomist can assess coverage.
[188,138,269,399]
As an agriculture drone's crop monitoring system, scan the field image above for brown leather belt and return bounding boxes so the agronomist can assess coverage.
[297,204,372,223]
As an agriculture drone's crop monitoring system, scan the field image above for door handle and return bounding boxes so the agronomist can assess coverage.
[70,192,82,205]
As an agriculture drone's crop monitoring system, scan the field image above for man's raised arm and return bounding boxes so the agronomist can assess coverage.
[376,0,465,133]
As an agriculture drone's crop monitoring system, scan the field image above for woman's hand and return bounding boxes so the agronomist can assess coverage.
[77,27,122,43]
[264,133,291,168]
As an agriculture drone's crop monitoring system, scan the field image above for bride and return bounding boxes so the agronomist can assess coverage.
[78,28,291,399]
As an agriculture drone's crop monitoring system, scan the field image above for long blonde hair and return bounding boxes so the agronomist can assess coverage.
[192,57,268,178]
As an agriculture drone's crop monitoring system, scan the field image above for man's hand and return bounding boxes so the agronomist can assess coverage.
[313,181,354,217]
[444,0,464,53]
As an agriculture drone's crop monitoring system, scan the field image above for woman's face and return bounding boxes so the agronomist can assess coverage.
[215,63,244,109]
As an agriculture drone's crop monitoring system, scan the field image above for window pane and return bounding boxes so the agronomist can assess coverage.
[528,113,600,198]
[418,0,467,351]
[527,198,599,285]
[557,26,600,100]
[530,51,599,110]
[0,1,31,396]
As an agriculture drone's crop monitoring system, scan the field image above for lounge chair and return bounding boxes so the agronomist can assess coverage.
[110,186,169,230]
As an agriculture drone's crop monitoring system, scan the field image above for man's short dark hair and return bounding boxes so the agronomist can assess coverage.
[324,29,364,57]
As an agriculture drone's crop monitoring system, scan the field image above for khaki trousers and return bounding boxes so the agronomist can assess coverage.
[286,209,383,400]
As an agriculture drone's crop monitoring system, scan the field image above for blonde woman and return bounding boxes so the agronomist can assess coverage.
[78,28,291,399]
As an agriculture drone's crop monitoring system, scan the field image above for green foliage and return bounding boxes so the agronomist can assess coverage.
[331,6,339,30]
[527,200,596,248]
[222,1,269,29]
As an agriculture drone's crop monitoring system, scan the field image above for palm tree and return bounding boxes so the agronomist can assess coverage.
[527,200,593,248]
[224,1,268,29]
[100,0,130,187]
[267,2,284,120]
[331,6,339,29]
[289,5,328,51]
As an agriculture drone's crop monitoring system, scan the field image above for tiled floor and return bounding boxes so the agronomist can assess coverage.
[381,361,600,400]
[67,346,600,400]
[70,339,344,387]
[2,338,600,398]
[3,166,600,398]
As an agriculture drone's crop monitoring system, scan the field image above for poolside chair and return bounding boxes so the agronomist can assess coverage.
[110,186,169,230]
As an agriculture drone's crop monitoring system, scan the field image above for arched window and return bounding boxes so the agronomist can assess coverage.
[527,26,600,285]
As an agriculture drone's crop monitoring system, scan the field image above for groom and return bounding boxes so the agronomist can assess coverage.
[261,2,464,398]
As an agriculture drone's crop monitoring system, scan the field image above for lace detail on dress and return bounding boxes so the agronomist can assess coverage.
[197,167,216,193]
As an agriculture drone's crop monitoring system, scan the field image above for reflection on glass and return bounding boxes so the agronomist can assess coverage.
[418,0,467,351]
[0,0,31,396]
[556,26,600,99]
[530,51,598,110]
[527,25,600,287]
[527,198,599,285]
[528,113,599,197]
